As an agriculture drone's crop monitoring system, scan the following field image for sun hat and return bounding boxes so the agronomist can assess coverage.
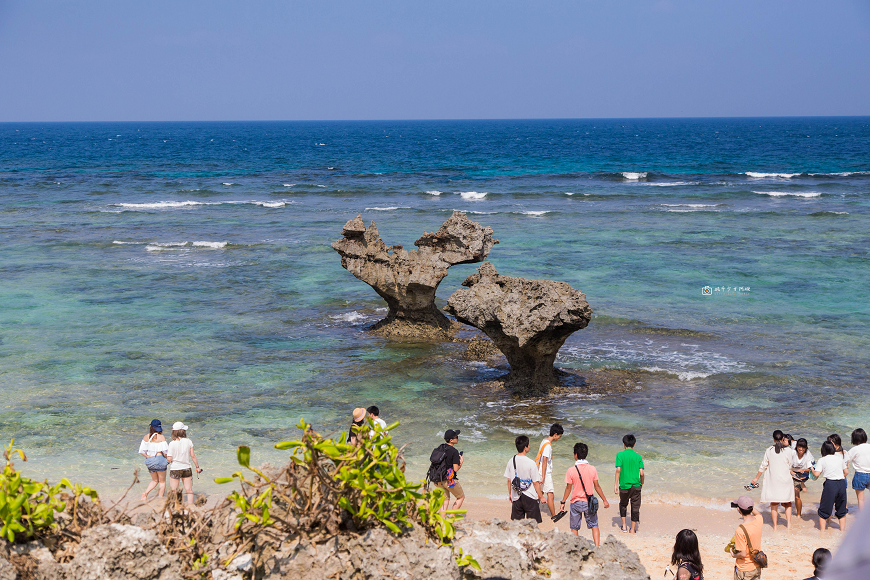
[172,421,189,431]
[150,419,163,432]
[352,408,367,422]
[731,495,753,510]
[444,429,461,441]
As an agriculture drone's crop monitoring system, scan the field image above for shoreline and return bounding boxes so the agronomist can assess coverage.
[463,497,846,580]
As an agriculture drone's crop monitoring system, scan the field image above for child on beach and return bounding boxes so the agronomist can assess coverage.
[505,435,543,523]
[166,421,202,505]
[846,428,869,510]
[750,429,796,531]
[559,442,610,546]
[535,423,563,519]
[791,438,814,517]
[811,440,848,536]
[729,495,763,580]
[670,529,704,580]
[614,433,644,533]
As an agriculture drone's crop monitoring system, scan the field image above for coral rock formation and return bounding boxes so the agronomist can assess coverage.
[444,262,592,393]
[331,211,497,339]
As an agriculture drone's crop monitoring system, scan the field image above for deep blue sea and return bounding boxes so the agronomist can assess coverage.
[1,118,869,506]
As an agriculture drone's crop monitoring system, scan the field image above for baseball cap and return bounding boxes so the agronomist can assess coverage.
[444,429,461,441]
[149,419,163,433]
[731,496,753,510]
[172,421,189,431]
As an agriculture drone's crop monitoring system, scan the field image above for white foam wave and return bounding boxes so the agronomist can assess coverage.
[660,204,721,208]
[425,190,442,196]
[458,191,488,200]
[622,172,648,180]
[744,172,801,178]
[754,191,822,198]
[283,183,295,187]
[329,311,368,324]
[517,210,549,216]
[112,200,289,210]
[365,207,411,211]
[564,192,574,196]
[192,241,228,249]
[560,340,744,381]
[254,201,286,208]
[643,181,698,187]
[222,182,234,186]
[809,171,870,177]
[112,241,144,245]
[453,209,496,215]
[144,241,227,251]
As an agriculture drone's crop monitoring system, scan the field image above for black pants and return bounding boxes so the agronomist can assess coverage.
[818,479,847,520]
[619,486,642,522]
[511,493,543,523]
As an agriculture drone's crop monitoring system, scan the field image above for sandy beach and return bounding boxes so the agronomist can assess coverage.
[463,497,846,580]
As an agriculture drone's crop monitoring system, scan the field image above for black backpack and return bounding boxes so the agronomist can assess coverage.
[426,444,450,489]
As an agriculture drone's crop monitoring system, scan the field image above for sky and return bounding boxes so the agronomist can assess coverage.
[1,0,869,122]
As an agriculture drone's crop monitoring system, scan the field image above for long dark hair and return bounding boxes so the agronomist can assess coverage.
[772,429,785,454]
[853,428,868,446]
[670,529,703,575]
[820,440,836,457]
[812,547,831,576]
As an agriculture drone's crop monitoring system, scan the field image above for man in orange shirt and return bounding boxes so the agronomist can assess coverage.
[730,495,763,579]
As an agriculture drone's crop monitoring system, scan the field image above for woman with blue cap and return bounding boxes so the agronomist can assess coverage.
[138,419,169,500]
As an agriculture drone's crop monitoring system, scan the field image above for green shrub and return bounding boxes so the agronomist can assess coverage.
[0,439,99,543]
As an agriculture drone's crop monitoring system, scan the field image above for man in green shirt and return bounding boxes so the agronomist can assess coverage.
[614,433,644,533]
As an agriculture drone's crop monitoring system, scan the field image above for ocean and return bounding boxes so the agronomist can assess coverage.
[1,118,868,509]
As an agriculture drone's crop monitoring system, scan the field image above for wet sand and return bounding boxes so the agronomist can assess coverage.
[464,497,847,580]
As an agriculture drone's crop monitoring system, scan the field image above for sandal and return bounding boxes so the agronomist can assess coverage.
[551,510,567,523]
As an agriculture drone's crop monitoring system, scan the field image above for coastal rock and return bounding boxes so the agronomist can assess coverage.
[65,524,182,580]
[0,558,15,580]
[444,262,592,394]
[261,526,459,580]
[331,211,497,340]
[454,519,649,580]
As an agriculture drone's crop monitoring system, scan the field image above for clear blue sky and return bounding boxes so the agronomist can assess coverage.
[2,0,868,121]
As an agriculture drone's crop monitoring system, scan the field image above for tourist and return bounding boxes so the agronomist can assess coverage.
[367,405,387,431]
[505,435,543,524]
[847,428,869,510]
[559,442,610,546]
[828,434,846,458]
[811,440,849,535]
[614,433,644,533]
[166,421,202,506]
[430,429,464,514]
[670,529,704,580]
[347,407,366,444]
[749,429,796,531]
[791,438,814,517]
[535,423,563,518]
[729,495,763,580]
[784,434,796,449]
[802,548,832,580]
[138,419,169,501]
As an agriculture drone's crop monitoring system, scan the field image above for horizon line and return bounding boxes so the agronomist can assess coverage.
[2,114,870,124]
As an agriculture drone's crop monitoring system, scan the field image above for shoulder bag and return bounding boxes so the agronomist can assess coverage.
[739,524,768,569]
[575,465,599,516]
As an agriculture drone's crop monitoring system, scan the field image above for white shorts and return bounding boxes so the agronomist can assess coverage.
[542,472,554,494]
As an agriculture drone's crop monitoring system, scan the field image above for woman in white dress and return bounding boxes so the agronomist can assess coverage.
[138,419,169,501]
[750,429,797,531]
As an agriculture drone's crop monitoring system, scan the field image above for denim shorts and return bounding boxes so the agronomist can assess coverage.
[853,471,870,491]
[569,500,598,530]
[144,455,167,473]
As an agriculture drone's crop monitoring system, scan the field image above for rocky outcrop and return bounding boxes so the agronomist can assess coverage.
[332,211,497,340]
[454,519,649,580]
[444,262,592,394]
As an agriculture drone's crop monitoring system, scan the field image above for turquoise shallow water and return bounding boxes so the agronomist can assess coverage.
[1,119,869,507]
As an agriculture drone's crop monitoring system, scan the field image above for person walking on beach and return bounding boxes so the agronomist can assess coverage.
[505,435,544,524]
[614,433,644,533]
[791,438,814,517]
[730,495,763,580]
[167,421,202,506]
[670,529,704,579]
[347,407,366,444]
[811,440,848,536]
[846,428,869,510]
[559,442,610,546]
[428,429,464,515]
[138,419,169,501]
[749,429,796,531]
[535,423,563,518]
